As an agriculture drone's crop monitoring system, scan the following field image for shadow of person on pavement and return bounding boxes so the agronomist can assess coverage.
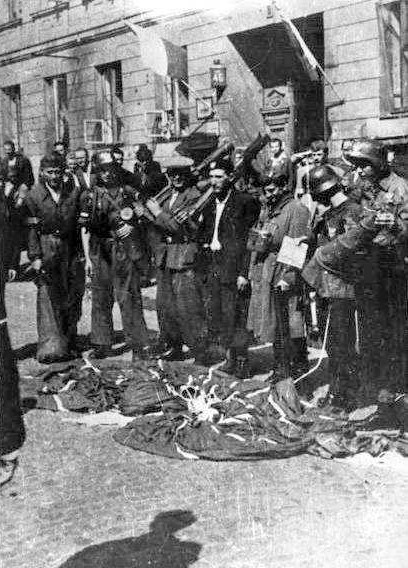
[58,509,202,568]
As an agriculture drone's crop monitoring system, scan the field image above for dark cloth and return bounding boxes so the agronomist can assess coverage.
[134,161,167,198]
[79,184,149,349]
[0,153,34,189]
[0,210,25,456]
[24,181,84,361]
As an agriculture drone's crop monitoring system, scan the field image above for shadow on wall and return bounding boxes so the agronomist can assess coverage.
[58,510,202,568]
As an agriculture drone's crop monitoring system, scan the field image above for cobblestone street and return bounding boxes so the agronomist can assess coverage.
[1,280,408,568]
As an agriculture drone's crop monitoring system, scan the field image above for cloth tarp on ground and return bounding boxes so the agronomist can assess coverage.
[30,360,408,461]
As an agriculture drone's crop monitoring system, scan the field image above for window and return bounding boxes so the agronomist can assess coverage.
[1,85,22,148]
[0,0,22,25]
[378,0,408,114]
[95,61,124,143]
[44,75,69,144]
[7,0,21,20]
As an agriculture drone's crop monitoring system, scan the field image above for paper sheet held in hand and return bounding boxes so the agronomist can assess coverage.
[276,236,308,269]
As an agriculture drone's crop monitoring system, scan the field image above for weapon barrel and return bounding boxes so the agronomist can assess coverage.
[193,141,235,174]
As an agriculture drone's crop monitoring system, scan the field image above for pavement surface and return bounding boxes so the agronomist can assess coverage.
[1,279,408,568]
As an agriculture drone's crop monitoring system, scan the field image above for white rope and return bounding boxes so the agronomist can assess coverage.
[294,305,331,385]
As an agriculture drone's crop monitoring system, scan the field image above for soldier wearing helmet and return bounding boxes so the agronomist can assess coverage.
[302,164,363,406]
[344,138,408,396]
[143,155,209,363]
[79,150,151,362]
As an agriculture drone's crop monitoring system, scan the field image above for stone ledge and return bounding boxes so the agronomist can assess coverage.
[0,18,22,32]
[30,2,69,21]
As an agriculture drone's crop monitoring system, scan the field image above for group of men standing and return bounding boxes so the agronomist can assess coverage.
[1,134,408,400]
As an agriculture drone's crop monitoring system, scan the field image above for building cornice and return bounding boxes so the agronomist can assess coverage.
[0,10,200,69]
[30,2,69,21]
[0,17,22,32]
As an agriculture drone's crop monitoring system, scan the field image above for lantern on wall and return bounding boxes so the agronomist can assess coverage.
[210,59,226,100]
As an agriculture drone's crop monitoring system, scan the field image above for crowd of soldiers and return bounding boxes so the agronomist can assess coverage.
[1,134,408,408]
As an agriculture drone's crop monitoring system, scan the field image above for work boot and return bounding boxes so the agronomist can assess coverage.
[235,356,251,380]
[218,348,236,375]
[159,346,185,361]
[132,345,153,363]
[91,345,112,359]
[0,457,18,488]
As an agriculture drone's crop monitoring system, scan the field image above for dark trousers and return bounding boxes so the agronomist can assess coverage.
[0,316,25,456]
[326,299,359,401]
[156,267,207,352]
[201,263,251,356]
[36,237,84,362]
[90,240,148,349]
[356,264,408,395]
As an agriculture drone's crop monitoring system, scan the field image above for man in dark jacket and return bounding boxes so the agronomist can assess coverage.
[145,160,208,362]
[0,191,25,487]
[346,138,408,397]
[1,140,34,190]
[24,154,84,363]
[79,151,151,362]
[113,146,142,191]
[196,159,260,377]
[134,144,167,198]
[302,165,362,406]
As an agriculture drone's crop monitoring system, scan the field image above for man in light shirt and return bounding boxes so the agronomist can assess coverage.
[197,159,260,377]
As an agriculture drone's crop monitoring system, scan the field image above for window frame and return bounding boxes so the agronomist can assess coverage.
[378,0,408,117]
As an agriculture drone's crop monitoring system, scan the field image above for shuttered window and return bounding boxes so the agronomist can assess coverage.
[378,0,408,115]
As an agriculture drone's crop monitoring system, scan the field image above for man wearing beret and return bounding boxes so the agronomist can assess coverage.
[196,158,260,377]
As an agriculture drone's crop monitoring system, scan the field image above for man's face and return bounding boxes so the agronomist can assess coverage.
[168,170,188,191]
[113,152,124,167]
[75,150,89,170]
[42,167,63,189]
[312,149,326,166]
[209,168,228,194]
[54,144,65,157]
[99,167,118,187]
[356,162,376,181]
[66,157,77,172]
[270,141,281,156]
[4,144,14,158]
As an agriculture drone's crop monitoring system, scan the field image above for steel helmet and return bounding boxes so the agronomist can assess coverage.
[347,138,388,171]
[96,150,115,170]
[308,165,341,199]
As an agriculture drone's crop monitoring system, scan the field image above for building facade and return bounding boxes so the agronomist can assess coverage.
[0,0,407,172]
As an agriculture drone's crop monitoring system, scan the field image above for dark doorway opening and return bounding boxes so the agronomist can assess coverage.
[228,13,325,151]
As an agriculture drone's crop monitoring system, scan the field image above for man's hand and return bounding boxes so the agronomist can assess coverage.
[8,269,17,282]
[116,224,133,239]
[294,235,308,246]
[145,198,162,218]
[31,259,42,273]
[174,210,189,224]
[133,203,146,218]
[275,279,290,292]
[237,276,248,291]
